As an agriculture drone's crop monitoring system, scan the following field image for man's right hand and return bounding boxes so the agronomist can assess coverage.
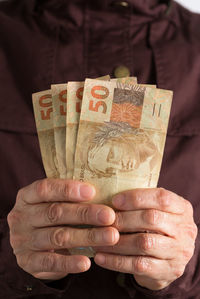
[7,179,119,281]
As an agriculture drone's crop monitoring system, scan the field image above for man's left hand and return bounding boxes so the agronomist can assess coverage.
[93,188,198,290]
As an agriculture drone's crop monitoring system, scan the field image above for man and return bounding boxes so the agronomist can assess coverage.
[0,0,199,298]
[85,122,161,177]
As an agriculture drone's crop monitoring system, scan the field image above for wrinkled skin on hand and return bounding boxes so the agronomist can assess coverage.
[7,179,119,281]
[93,188,198,290]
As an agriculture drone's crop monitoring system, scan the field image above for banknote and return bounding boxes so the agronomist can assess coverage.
[111,77,137,84]
[66,81,85,179]
[74,79,172,205]
[32,90,59,178]
[66,77,138,256]
[51,84,68,178]
[66,75,111,179]
[72,79,173,257]
[66,77,140,179]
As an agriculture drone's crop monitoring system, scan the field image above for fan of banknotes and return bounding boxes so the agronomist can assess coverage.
[32,75,173,257]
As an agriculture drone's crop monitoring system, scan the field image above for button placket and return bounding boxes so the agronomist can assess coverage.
[111,1,130,8]
[112,1,132,78]
[114,65,131,78]
[86,0,132,78]
[25,285,33,291]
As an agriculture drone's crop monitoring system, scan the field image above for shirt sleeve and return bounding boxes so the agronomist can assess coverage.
[0,217,75,298]
[123,224,200,298]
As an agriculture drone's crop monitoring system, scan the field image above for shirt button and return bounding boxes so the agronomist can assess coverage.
[114,65,131,78]
[111,1,130,8]
[26,285,33,291]
[116,272,126,288]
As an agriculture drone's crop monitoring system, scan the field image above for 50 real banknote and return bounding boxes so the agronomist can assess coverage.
[32,76,172,258]
[71,79,172,256]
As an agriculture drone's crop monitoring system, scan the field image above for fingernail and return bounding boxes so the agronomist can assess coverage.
[112,194,124,208]
[79,184,96,200]
[95,254,106,265]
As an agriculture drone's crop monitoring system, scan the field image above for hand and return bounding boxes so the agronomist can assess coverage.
[7,179,119,281]
[93,188,198,290]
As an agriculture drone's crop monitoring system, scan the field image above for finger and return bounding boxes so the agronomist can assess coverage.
[93,233,178,259]
[94,253,183,281]
[29,202,116,228]
[18,251,91,275]
[112,210,181,237]
[17,178,96,205]
[32,271,69,281]
[30,226,120,251]
[112,188,186,214]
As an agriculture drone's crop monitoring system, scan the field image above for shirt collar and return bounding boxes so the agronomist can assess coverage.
[34,0,169,12]
[29,0,180,27]
[126,0,169,17]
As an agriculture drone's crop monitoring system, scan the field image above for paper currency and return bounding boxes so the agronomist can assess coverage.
[66,77,140,256]
[66,81,84,179]
[32,90,59,178]
[69,79,157,257]
[32,76,172,258]
[72,79,172,257]
[66,77,139,179]
[52,84,68,178]
[66,76,111,179]
[74,79,167,206]
[111,77,137,84]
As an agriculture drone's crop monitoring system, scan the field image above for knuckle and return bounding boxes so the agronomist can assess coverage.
[174,266,185,279]
[138,234,154,252]
[60,257,70,272]
[182,246,195,261]
[133,192,143,208]
[9,234,22,249]
[157,188,171,208]
[87,228,97,244]
[114,212,123,230]
[193,223,198,239]
[52,180,70,199]
[35,179,49,198]
[16,254,25,269]
[7,211,14,227]
[134,256,149,274]
[62,182,70,199]
[190,224,198,240]
[76,205,90,223]
[36,179,71,200]
[143,209,160,226]
[9,234,16,248]
[185,223,198,240]
[152,280,168,290]
[16,189,23,202]
[7,210,20,228]
[41,253,56,272]
[47,203,62,224]
[16,253,29,270]
[114,255,124,271]
[51,228,68,247]
[184,200,194,214]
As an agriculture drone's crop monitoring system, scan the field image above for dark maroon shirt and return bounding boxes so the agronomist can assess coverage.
[0,0,200,298]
